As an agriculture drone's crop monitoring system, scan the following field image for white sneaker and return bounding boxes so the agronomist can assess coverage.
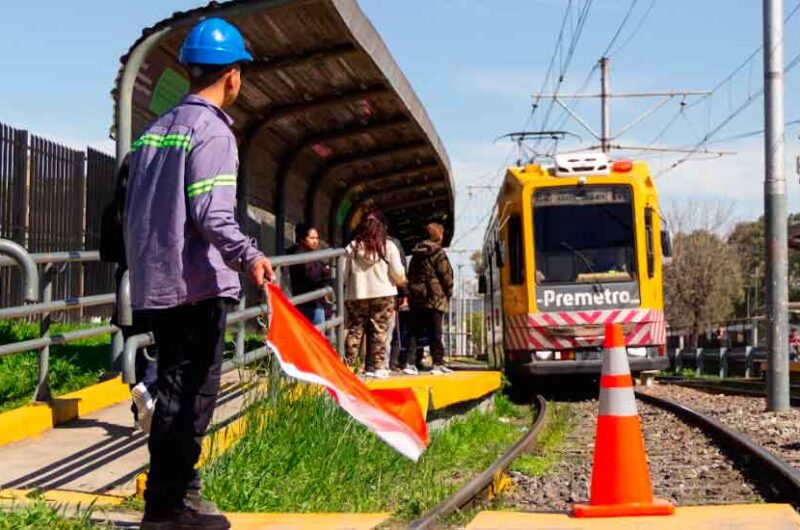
[131,383,155,434]
[373,369,391,379]
[403,365,419,376]
[431,365,453,376]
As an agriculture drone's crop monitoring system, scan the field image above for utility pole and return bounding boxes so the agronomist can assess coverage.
[534,60,718,156]
[764,0,790,411]
[600,57,611,153]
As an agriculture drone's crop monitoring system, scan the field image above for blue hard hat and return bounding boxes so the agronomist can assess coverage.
[179,18,253,66]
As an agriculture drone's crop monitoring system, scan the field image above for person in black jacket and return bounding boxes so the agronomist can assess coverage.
[288,224,331,326]
[100,155,158,433]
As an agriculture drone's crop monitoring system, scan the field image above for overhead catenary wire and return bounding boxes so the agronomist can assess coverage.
[656,46,800,178]
[538,0,656,151]
[601,0,640,58]
[534,0,595,139]
[606,0,657,58]
[640,1,800,156]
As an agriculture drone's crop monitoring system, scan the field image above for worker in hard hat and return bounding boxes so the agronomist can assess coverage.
[124,18,275,530]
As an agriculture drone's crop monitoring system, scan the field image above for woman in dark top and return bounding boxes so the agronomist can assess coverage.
[288,224,330,326]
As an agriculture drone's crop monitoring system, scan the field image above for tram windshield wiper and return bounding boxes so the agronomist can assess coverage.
[559,241,605,292]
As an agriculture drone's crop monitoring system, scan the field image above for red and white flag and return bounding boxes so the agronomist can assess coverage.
[265,284,429,461]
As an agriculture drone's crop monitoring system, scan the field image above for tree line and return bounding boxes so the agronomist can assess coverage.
[664,202,800,347]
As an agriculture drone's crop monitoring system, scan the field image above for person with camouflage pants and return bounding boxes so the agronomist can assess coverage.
[344,296,396,370]
[343,212,407,378]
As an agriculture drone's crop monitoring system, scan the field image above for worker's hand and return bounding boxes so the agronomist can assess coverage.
[248,256,276,290]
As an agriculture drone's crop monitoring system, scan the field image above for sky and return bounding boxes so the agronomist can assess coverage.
[2,1,800,270]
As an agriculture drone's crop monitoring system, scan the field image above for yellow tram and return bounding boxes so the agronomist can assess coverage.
[479,152,672,376]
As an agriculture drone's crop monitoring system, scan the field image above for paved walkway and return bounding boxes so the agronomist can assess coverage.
[0,372,252,495]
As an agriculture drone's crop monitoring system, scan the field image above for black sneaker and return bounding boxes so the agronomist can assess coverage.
[141,504,230,530]
[184,490,220,515]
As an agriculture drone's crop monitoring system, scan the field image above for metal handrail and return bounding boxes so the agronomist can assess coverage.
[0,244,347,401]
[0,239,39,302]
[0,250,100,267]
[121,285,342,384]
[0,325,119,358]
[0,293,117,320]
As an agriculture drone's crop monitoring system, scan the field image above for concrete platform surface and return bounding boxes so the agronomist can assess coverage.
[0,372,254,495]
[465,505,800,530]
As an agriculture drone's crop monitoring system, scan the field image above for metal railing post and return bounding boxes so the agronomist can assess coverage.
[696,348,704,376]
[336,254,346,358]
[111,270,132,372]
[235,296,246,362]
[34,264,54,402]
[745,346,753,378]
[0,239,39,302]
[720,347,728,379]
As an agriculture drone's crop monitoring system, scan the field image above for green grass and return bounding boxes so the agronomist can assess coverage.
[201,387,528,520]
[0,317,268,413]
[0,501,111,530]
[510,402,574,478]
[0,321,110,412]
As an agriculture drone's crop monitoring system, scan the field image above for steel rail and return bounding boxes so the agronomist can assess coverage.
[635,390,800,504]
[407,395,548,530]
[658,378,800,407]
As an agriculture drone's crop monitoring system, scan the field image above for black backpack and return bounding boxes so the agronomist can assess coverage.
[99,156,129,265]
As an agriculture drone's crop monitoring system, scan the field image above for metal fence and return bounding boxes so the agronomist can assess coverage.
[0,240,346,402]
[0,121,117,318]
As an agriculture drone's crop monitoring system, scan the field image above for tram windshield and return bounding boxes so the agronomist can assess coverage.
[533,185,637,284]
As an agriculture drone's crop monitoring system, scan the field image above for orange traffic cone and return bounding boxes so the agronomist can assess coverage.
[572,323,675,518]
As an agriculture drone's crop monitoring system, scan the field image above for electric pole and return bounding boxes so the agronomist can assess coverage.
[533,58,719,156]
[600,57,611,153]
[764,0,790,411]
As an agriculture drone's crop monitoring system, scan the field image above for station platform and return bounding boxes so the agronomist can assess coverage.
[365,370,501,415]
[0,369,501,503]
[464,504,800,529]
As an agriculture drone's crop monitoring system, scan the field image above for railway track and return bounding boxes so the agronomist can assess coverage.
[419,385,800,527]
[504,397,769,511]
[658,376,800,406]
[636,389,800,505]
[407,396,548,530]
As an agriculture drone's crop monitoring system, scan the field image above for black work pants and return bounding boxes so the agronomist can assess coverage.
[136,297,233,512]
[406,307,445,366]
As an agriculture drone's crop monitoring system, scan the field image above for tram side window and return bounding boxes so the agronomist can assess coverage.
[645,207,654,278]
[508,214,525,285]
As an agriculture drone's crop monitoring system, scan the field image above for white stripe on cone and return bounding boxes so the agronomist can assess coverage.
[599,387,638,416]
[601,346,630,375]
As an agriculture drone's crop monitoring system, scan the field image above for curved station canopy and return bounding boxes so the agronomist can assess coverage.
[113,0,454,252]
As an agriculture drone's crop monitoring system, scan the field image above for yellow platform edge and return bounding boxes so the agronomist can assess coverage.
[466,504,800,530]
[0,375,130,448]
[225,512,390,530]
[0,488,125,507]
[366,370,501,411]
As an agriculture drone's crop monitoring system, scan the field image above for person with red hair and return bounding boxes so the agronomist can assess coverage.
[343,213,407,377]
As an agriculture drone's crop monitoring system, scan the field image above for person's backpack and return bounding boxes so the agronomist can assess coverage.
[407,247,438,303]
[99,156,130,265]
